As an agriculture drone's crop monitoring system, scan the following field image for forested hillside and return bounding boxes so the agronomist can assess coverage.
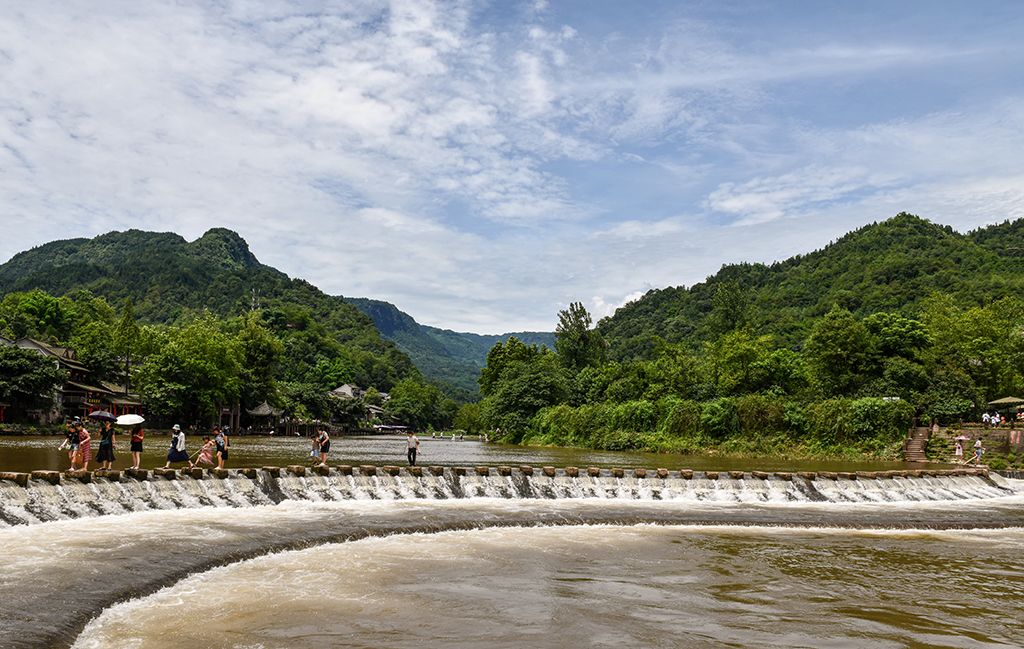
[345,297,553,399]
[0,229,551,401]
[599,213,1024,360]
[0,229,428,423]
[470,214,1024,465]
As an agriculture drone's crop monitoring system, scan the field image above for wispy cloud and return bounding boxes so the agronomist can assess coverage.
[0,1,1022,332]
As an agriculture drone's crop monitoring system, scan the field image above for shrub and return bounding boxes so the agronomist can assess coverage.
[701,398,739,440]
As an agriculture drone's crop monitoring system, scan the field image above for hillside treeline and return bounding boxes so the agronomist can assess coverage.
[0,289,456,429]
[468,294,1023,458]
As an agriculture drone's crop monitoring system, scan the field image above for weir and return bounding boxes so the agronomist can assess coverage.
[0,465,1014,526]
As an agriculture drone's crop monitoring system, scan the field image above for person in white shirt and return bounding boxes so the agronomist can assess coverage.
[406,430,420,466]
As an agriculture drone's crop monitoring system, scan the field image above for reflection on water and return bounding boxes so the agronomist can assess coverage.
[73,524,1024,649]
[0,435,936,473]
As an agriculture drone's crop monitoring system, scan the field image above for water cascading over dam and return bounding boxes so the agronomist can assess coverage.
[0,465,1014,526]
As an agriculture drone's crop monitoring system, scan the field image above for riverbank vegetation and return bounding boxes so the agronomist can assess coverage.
[469,214,1024,459]
[0,290,455,429]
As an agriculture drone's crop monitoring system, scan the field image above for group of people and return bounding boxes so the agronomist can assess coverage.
[62,422,437,472]
[163,424,230,470]
[953,437,986,465]
[61,418,144,471]
[308,429,420,466]
[982,412,1022,426]
[59,418,227,472]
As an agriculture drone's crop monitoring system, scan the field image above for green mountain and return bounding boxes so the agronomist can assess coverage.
[0,228,417,388]
[344,297,554,399]
[599,213,1024,360]
[0,228,553,399]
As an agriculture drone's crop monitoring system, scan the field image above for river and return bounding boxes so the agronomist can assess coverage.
[0,434,936,473]
[0,435,1019,649]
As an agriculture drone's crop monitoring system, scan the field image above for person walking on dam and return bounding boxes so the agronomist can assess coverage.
[406,430,420,466]
[164,425,189,468]
[129,424,145,470]
[214,425,229,469]
[61,420,81,469]
[315,428,330,466]
[76,420,92,471]
[96,420,116,471]
[191,436,216,467]
[972,439,985,465]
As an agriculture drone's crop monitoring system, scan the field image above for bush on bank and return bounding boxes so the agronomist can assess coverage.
[521,395,914,458]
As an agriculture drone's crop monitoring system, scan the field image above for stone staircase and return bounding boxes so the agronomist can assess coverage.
[903,426,931,463]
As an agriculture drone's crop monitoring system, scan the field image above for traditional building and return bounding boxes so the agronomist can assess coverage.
[10,338,142,422]
[330,383,364,400]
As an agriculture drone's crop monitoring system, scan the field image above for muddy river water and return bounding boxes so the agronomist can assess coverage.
[0,436,1019,649]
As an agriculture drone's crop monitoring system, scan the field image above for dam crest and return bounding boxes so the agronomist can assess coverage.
[0,464,1015,526]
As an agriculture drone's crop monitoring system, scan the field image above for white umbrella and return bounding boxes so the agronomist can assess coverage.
[115,414,146,426]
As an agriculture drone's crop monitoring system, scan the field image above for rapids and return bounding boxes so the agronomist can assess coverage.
[73,524,1024,649]
[1,472,1021,648]
[0,467,1016,526]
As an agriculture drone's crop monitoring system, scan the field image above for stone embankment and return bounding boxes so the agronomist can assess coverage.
[0,464,992,487]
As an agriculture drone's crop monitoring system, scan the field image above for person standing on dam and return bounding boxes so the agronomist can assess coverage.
[406,430,420,466]
[164,425,189,468]
[315,428,331,466]
[214,425,230,469]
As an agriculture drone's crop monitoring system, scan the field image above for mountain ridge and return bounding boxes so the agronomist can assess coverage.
[598,212,1024,360]
[0,228,553,399]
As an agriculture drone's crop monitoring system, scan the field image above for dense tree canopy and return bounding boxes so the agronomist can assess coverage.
[0,345,68,413]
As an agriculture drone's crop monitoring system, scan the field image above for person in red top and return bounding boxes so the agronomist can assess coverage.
[77,421,92,471]
[129,424,145,470]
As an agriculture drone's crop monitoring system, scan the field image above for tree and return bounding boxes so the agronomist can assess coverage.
[707,280,752,335]
[0,345,68,414]
[480,353,569,439]
[136,314,243,422]
[803,306,871,397]
[113,300,141,393]
[555,302,605,372]
[237,311,283,407]
[479,337,546,397]
[453,402,484,433]
[385,378,455,430]
[70,320,119,382]
[863,312,930,359]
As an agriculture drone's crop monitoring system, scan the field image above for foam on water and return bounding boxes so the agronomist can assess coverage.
[1,468,1020,525]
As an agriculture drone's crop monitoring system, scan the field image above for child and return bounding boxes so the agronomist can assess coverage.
[191,436,216,467]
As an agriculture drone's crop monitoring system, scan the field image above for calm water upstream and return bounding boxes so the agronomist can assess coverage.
[0,434,935,473]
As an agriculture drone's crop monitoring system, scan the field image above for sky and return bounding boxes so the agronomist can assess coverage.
[1,1,1023,334]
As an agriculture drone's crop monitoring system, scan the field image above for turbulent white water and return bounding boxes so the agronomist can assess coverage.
[71,522,1024,649]
[0,469,1017,526]
[4,478,1023,649]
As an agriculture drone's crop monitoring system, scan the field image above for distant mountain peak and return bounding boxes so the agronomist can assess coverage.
[191,228,259,269]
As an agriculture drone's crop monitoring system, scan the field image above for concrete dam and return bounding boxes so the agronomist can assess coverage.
[0,464,1015,526]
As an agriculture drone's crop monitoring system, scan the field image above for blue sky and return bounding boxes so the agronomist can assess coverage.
[1,1,1023,333]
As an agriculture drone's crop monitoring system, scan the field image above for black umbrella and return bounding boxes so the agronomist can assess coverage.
[88,410,117,422]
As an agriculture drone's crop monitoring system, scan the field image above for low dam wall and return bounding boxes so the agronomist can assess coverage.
[0,464,1013,526]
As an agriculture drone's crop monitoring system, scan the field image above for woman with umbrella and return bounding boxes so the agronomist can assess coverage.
[954,435,967,463]
[90,411,118,471]
[116,414,147,470]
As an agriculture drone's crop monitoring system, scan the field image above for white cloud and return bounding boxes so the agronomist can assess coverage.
[0,1,1021,334]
